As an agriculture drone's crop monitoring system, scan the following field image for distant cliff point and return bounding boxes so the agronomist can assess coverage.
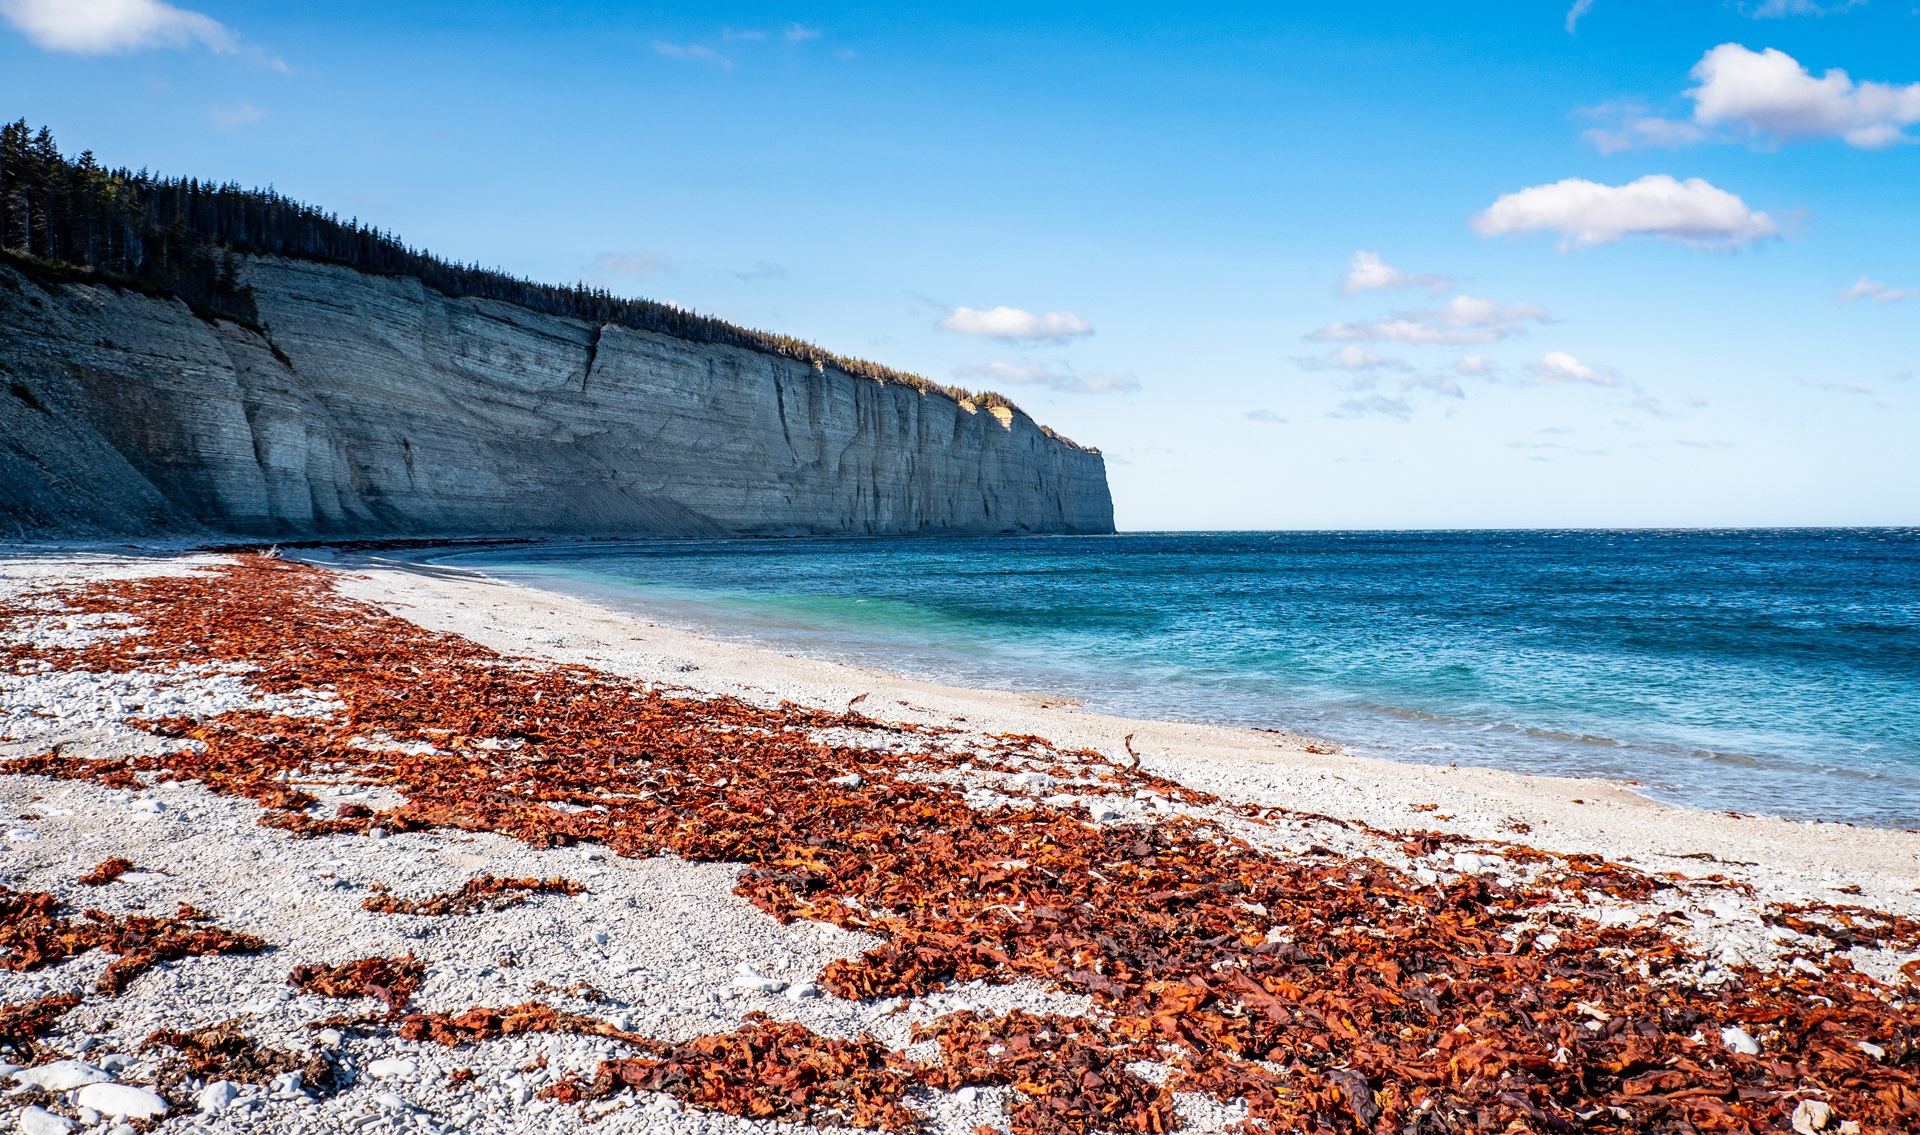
[0,121,1113,539]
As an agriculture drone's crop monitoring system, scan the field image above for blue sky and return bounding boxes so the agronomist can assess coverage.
[3,1,1916,529]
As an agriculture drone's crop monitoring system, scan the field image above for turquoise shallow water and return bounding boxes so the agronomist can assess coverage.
[439,530,1920,827]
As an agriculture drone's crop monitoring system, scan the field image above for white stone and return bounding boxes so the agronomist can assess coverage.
[733,967,787,994]
[318,1028,344,1047]
[17,1106,75,1135]
[369,1058,417,1080]
[827,774,862,788]
[1452,853,1493,874]
[270,1069,304,1095]
[955,1087,979,1104]
[1007,772,1057,792]
[5,828,38,841]
[0,1062,19,1080]
[14,1060,110,1090]
[1044,793,1079,808]
[375,1091,414,1111]
[1858,1041,1885,1061]
[198,1080,239,1112]
[1412,867,1440,886]
[1086,801,1126,823]
[785,982,823,1001]
[1792,1098,1834,1135]
[1721,1026,1762,1056]
[1534,931,1561,951]
[76,1083,168,1119]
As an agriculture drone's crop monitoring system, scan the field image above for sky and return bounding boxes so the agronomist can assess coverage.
[2,1,1917,530]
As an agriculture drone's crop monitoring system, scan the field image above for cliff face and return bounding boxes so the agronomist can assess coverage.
[0,257,1114,539]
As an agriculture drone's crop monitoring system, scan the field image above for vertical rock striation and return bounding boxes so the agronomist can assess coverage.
[0,257,1114,539]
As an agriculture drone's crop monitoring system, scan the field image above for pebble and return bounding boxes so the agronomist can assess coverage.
[786,981,824,1000]
[1721,1026,1762,1055]
[368,1058,418,1080]
[1451,853,1494,874]
[1791,1098,1833,1134]
[1086,801,1126,823]
[733,964,788,993]
[375,1091,415,1111]
[827,774,862,788]
[76,1082,169,1119]
[955,1087,979,1104]
[1858,1041,1885,1061]
[16,1106,74,1135]
[198,1080,240,1112]
[1007,772,1057,792]
[13,1060,110,1090]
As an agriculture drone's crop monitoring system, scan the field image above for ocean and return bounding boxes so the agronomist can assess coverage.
[439,529,1920,828]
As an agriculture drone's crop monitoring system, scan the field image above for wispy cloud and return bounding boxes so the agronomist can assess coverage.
[785,23,821,41]
[654,41,733,68]
[1308,295,1549,346]
[1401,373,1465,398]
[1837,275,1918,303]
[594,253,667,279]
[1329,394,1413,421]
[1564,0,1597,34]
[1473,175,1778,250]
[1528,351,1622,387]
[954,361,1138,395]
[1295,345,1411,372]
[731,261,788,283]
[939,306,1094,344]
[209,100,264,128]
[1245,410,1288,424]
[1339,251,1453,296]
[1746,0,1865,16]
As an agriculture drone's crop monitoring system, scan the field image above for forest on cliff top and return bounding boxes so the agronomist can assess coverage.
[0,119,1069,437]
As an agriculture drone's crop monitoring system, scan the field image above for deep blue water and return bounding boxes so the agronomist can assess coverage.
[439,530,1920,827]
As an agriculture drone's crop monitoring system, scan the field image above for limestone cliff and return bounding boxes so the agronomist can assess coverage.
[0,256,1114,539]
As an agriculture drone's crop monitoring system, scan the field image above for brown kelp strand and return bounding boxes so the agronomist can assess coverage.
[76,857,135,885]
[360,875,587,917]
[0,993,83,1060]
[4,557,1920,1133]
[0,884,267,995]
[287,955,427,1013]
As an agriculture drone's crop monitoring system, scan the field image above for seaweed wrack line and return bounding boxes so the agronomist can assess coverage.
[3,556,1918,1134]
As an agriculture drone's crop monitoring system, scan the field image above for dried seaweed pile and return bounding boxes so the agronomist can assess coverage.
[288,955,427,1013]
[553,1013,921,1129]
[0,884,266,996]
[144,1020,340,1099]
[4,557,1920,1133]
[361,874,587,917]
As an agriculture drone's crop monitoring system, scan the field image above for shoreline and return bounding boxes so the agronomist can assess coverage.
[5,547,1919,1135]
[336,549,1920,898]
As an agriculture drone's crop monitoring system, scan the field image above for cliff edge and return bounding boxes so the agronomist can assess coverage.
[0,256,1115,539]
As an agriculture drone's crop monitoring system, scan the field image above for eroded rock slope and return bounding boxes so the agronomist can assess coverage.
[0,258,1114,539]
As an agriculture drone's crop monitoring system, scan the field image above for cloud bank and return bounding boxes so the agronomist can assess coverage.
[1473,175,1777,250]
[1689,44,1920,148]
[939,306,1094,344]
[0,0,234,54]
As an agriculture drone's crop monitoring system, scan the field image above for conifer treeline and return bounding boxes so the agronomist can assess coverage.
[0,119,1041,424]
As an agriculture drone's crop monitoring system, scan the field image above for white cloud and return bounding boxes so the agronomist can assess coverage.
[1329,394,1413,421]
[1473,174,1778,250]
[1837,276,1918,303]
[1244,410,1287,423]
[654,41,733,68]
[1339,251,1452,295]
[938,306,1094,344]
[594,253,666,279]
[1528,351,1621,387]
[954,362,1137,395]
[1565,0,1597,33]
[1454,354,1498,376]
[785,23,821,41]
[1308,294,1548,346]
[1687,44,1920,148]
[0,0,234,54]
